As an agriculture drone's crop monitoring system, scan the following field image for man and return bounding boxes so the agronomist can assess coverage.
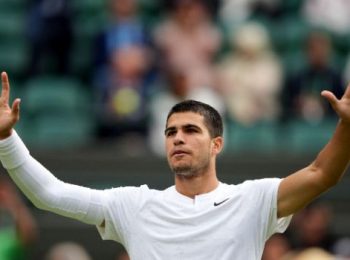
[0,71,349,259]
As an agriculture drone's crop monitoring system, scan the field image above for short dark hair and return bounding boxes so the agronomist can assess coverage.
[166,100,223,138]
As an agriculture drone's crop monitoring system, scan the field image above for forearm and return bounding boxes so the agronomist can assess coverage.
[312,120,350,187]
[0,132,105,225]
[8,159,105,225]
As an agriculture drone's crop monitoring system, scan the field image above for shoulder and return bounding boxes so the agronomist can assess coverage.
[105,184,157,197]
[99,185,165,214]
[236,178,282,194]
[103,185,160,204]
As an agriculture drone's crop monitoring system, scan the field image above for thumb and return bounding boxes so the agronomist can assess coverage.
[321,90,338,109]
[11,98,21,121]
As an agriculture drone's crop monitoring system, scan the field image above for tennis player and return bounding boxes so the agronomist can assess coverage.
[0,71,349,259]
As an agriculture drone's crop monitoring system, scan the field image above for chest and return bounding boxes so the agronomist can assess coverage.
[134,195,261,243]
[124,197,264,260]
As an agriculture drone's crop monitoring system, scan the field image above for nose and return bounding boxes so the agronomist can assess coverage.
[173,131,185,146]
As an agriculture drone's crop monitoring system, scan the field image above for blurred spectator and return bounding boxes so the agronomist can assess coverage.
[251,0,283,20]
[0,176,38,260]
[115,248,130,260]
[219,0,282,32]
[262,234,291,260]
[284,247,335,260]
[153,0,222,89]
[94,0,151,70]
[289,202,339,253]
[26,0,73,76]
[219,0,254,31]
[93,0,153,139]
[282,31,344,124]
[302,0,350,35]
[332,237,350,258]
[216,22,283,126]
[148,66,225,156]
[45,242,92,260]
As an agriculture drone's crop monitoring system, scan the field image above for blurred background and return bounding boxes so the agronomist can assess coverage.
[1,0,350,259]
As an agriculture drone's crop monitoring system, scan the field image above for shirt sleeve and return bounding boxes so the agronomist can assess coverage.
[265,178,292,237]
[0,131,105,226]
[96,185,150,244]
[242,178,292,240]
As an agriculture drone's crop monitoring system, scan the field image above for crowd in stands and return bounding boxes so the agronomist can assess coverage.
[262,201,350,259]
[2,0,350,154]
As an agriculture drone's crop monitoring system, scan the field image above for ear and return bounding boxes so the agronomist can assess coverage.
[212,136,224,155]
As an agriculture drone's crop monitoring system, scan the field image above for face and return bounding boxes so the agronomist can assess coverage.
[165,112,221,177]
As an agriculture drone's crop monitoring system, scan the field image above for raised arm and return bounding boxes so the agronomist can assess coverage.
[0,72,105,226]
[277,84,350,217]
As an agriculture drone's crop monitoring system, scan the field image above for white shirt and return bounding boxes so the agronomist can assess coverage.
[98,180,291,260]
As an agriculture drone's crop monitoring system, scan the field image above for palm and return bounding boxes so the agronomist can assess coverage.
[322,84,350,123]
[0,72,20,138]
[0,102,14,131]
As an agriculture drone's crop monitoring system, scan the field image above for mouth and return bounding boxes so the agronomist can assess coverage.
[172,150,190,157]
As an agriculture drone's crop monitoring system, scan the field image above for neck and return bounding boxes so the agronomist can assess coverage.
[174,168,219,198]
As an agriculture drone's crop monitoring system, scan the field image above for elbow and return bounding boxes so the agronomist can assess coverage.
[309,164,341,192]
[325,175,341,188]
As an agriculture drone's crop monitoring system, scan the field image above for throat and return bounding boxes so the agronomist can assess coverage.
[175,174,219,198]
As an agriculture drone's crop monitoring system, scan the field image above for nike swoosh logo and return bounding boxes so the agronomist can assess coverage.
[214,198,229,207]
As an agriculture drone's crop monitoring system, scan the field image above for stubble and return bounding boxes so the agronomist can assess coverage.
[170,153,211,178]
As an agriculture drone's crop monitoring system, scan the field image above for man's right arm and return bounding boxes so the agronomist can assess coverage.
[0,72,105,226]
[0,129,105,226]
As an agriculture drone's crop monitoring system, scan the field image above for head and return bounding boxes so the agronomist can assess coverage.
[262,234,290,260]
[115,249,130,260]
[165,65,190,98]
[109,0,137,19]
[45,242,92,260]
[111,47,149,79]
[298,203,332,246]
[172,0,209,28]
[306,31,332,68]
[232,22,271,59]
[165,100,223,177]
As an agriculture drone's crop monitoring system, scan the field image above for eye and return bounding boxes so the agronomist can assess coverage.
[166,130,176,137]
[185,127,199,134]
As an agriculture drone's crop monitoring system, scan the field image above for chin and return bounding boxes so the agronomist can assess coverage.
[171,162,190,172]
[172,163,199,177]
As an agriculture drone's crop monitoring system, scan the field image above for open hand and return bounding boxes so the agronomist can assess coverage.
[322,83,350,124]
[0,72,20,139]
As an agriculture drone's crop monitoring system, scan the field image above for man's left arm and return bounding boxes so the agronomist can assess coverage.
[277,85,350,218]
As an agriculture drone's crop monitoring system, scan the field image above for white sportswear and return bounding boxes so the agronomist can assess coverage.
[0,131,292,260]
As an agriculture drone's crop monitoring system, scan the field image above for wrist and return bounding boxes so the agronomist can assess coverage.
[0,129,13,140]
[0,130,30,170]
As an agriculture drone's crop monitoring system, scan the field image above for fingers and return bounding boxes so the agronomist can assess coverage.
[11,98,20,121]
[1,72,10,104]
[344,82,350,98]
[321,90,338,110]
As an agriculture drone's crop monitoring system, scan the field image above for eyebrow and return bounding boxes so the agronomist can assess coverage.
[164,126,176,135]
[164,124,202,135]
